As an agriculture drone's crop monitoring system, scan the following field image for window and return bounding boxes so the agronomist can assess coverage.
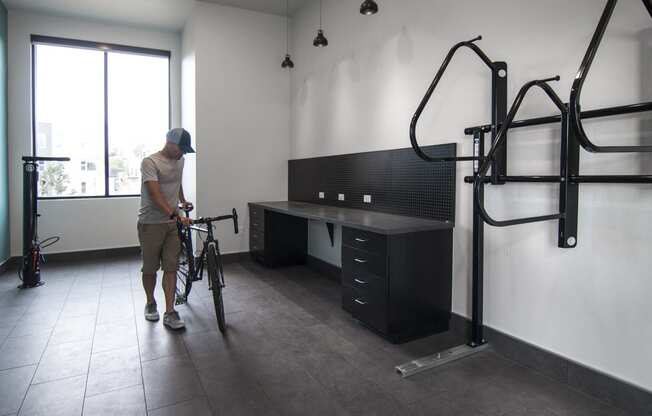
[32,36,170,198]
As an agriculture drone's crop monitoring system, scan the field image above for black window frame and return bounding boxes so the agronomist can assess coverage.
[31,35,172,200]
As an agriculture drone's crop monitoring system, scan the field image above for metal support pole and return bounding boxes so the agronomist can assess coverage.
[470,130,486,346]
[396,129,490,378]
[491,62,508,184]
[558,111,580,248]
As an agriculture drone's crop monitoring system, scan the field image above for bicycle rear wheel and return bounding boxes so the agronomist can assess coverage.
[206,242,226,333]
[176,226,194,305]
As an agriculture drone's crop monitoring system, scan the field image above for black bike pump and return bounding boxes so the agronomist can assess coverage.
[19,156,69,289]
[20,157,41,287]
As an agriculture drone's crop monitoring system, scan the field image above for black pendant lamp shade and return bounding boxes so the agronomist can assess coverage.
[282,0,294,69]
[313,29,328,47]
[282,54,294,68]
[313,0,328,47]
[360,0,379,15]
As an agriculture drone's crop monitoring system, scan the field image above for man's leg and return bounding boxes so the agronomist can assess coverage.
[161,223,185,329]
[138,223,164,321]
[162,271,177,313]
[142,273,157,304]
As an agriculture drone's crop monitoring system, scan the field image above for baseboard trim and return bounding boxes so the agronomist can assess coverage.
[0,248,250,272]
[221,252,250,264]
[306,255,341,282]
[41,246,141,263]
[0,257,19,275]
[450,313,652,415]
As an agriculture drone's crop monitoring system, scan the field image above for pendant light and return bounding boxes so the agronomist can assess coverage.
[360,0,379,15]
[281,0,294,68]
[313,0,328,47]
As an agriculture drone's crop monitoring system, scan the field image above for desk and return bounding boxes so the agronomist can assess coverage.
[249,201,454,343]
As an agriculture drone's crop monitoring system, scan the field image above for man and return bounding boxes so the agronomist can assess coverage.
[137,128,194,330]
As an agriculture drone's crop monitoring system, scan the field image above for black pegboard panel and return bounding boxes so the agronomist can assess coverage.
[288,144,456,223]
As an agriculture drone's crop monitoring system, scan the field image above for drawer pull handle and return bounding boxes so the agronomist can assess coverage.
[354,258,367,264]
[354,298,367,305]
[354,237,369,242]
[354,278,367,285]
[252,222,259,227]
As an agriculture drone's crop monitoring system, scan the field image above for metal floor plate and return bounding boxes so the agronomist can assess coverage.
[396,343,490,378]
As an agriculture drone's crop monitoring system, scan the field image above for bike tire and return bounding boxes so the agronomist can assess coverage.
[183,239,194,299]
[206,243,226,333]
[176,226,194,305]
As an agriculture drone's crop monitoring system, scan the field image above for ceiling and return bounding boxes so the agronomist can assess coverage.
[200,0,308,16]
[3,0,309,31]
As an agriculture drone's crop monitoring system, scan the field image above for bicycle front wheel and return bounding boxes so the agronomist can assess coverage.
[176,227,194,305]
[206,243,226,333]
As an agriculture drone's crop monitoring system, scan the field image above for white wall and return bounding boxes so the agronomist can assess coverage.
[181,10,197,215]
[290,0,652,390]
[187,2,290,254]
[7,10,183,254]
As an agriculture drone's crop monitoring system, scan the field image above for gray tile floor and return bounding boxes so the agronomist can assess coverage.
[0,256,630,416]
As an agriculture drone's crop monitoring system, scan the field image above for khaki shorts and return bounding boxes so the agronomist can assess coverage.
[137,222,181,274]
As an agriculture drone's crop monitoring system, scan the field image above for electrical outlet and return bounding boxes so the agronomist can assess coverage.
[363,194,372,203]
[318,192,325,199]
[338,194,345,201]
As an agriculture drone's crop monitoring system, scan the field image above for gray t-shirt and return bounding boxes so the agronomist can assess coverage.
[138,151,185,224]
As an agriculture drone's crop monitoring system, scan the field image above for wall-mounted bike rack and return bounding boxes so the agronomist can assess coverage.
[397,0,652,378]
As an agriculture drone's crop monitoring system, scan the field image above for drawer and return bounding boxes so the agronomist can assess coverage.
[249,204,265,230]
[250,217,264,231]
[342,269,386,299]
[342,227,386,256]
[342,246,387,280]
[249,229,264,252]
[342,285,387,333]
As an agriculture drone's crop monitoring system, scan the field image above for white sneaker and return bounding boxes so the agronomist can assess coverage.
[144,302,159,321]
[163,311,186,330]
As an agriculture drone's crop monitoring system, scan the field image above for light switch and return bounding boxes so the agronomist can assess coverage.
[338,194,345,201]
[318,192,325,199]
[363,194,372,203]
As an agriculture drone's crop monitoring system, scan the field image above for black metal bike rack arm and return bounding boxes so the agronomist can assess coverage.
[410,36,495,163]
[473,77,567,227]
[464,101,652,135]
[569,0,652,153]
[466,175,652,184]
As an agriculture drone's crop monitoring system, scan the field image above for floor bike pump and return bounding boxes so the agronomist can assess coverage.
[20,156,70,289]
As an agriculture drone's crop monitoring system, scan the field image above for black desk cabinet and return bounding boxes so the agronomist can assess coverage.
[248,202,453,344]
[249,204,307,267]
[341,227,452,343]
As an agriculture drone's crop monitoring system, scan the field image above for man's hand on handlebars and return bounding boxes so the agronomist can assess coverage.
[177,216,192,227]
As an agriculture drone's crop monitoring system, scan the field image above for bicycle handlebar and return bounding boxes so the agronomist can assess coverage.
[192,208,239,234]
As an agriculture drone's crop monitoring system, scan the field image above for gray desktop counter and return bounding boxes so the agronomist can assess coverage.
[251,201,453,235]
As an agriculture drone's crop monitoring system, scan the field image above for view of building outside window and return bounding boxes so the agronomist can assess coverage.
[108,52,169,195]
[34,43,170,197]
[35,44,104,197]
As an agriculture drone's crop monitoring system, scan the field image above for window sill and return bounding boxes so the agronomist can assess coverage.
[38,194,141,200]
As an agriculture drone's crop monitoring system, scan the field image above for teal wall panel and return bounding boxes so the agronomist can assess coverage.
[0,1,9,263]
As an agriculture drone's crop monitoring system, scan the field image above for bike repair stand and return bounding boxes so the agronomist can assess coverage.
[19,156,70,289]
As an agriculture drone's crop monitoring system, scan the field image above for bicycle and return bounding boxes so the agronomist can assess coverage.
[176,207,239,333]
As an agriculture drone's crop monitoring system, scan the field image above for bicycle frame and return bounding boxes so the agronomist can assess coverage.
[188,225,224,290]
[185,208,238,291]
